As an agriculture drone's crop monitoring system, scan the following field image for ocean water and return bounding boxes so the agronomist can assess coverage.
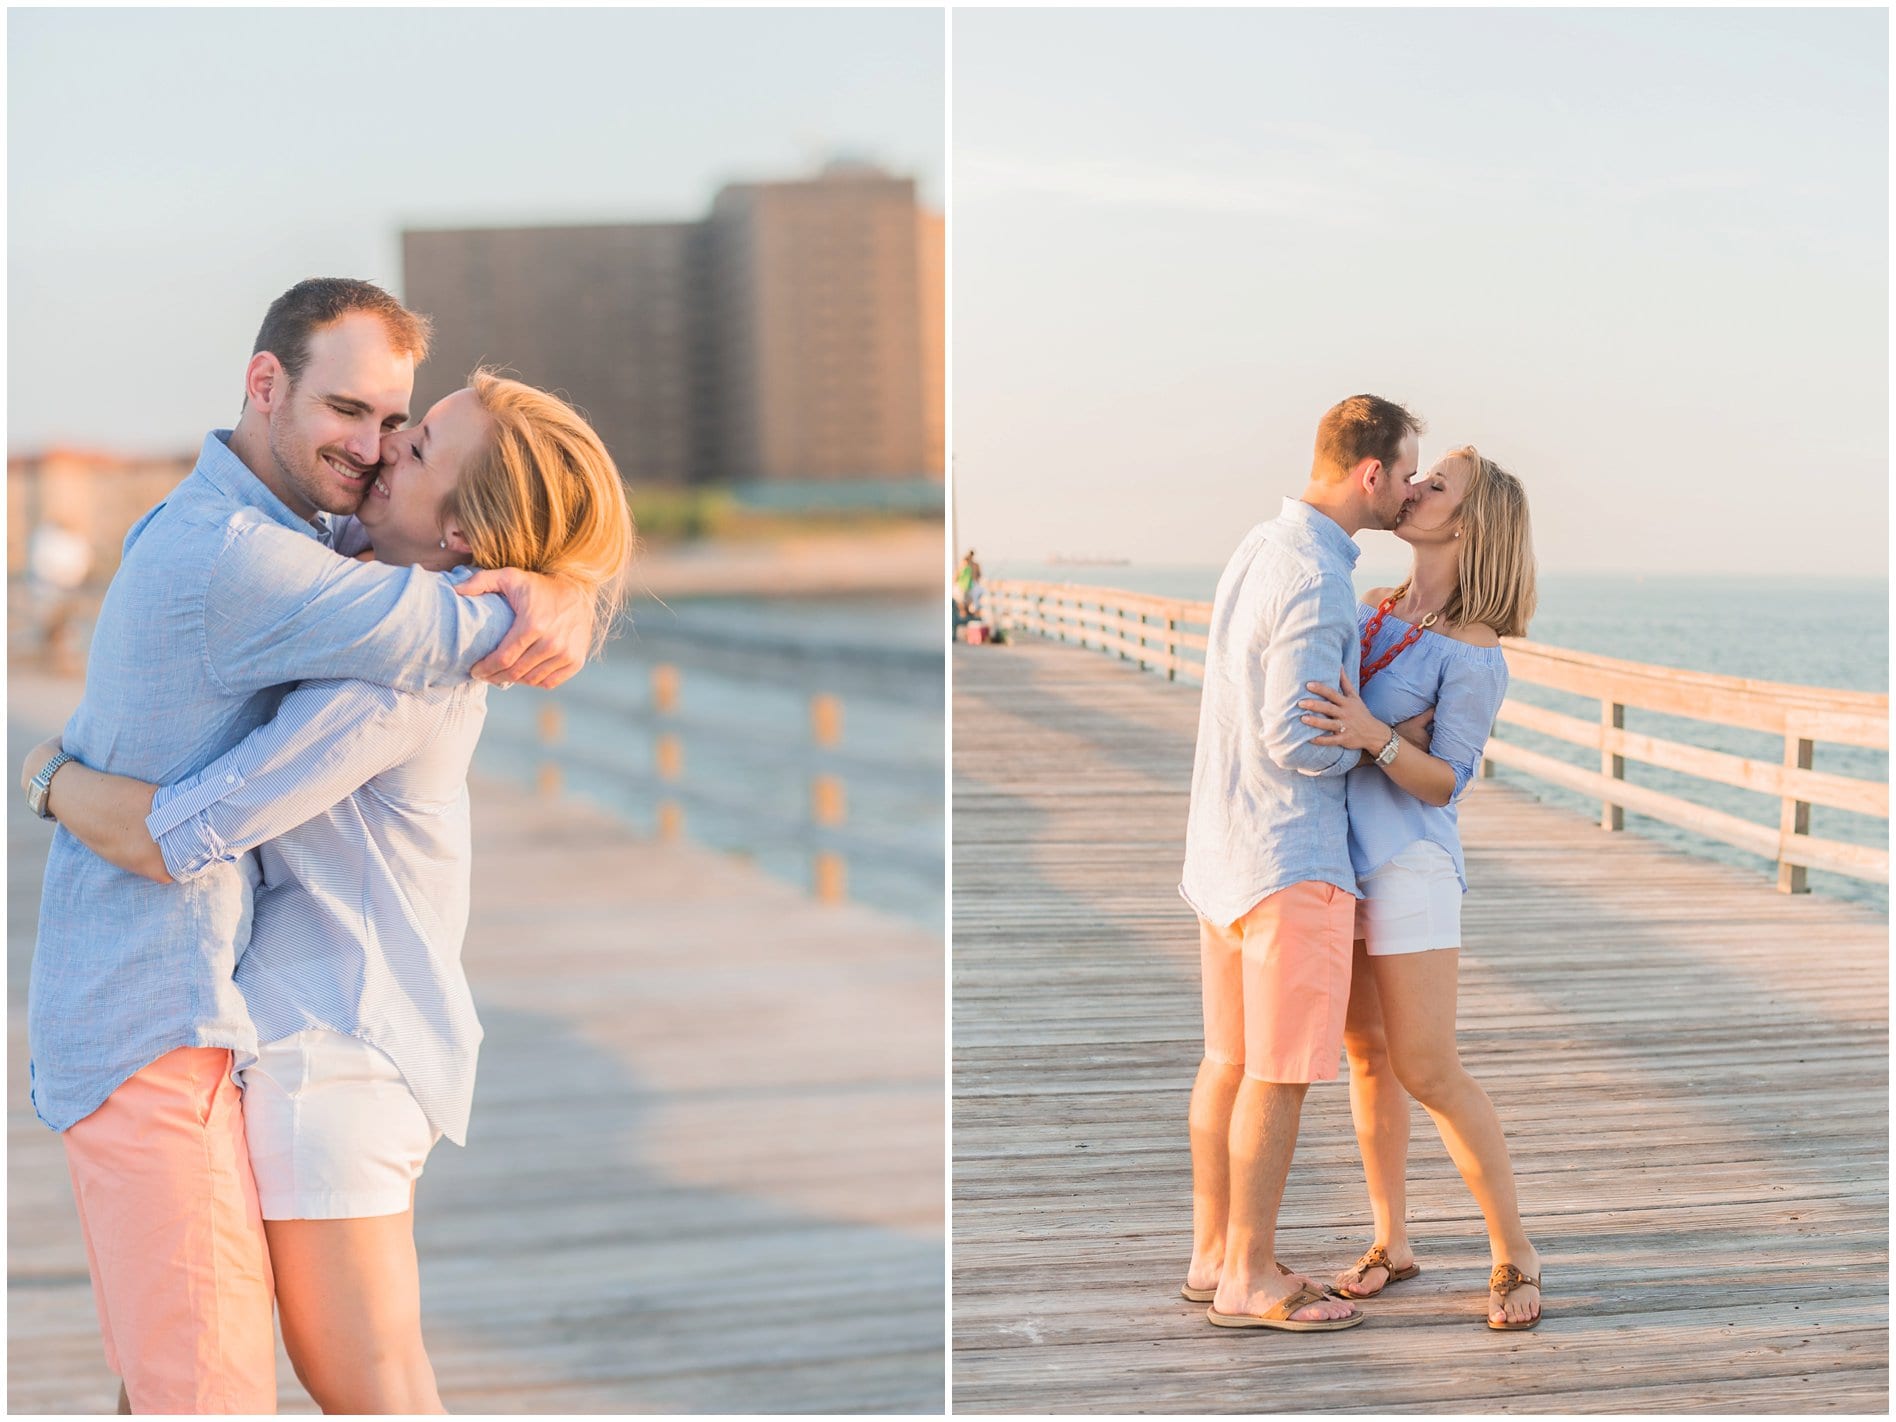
[992,562,1888,913]
[475,593,945,931]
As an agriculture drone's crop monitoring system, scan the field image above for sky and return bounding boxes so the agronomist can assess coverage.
[8,6,943,453]
[953,8,1888,579]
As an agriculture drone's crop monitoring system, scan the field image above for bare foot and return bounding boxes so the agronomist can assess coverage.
[1334,1242,1417,1299]
[1489,1252,1542,1327]
[1184,1256,1221,1295]
[1213,1270,1359,1324]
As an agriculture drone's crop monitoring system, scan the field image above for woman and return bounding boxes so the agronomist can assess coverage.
[25,370,635,1410]
[1294,445,1543,1330]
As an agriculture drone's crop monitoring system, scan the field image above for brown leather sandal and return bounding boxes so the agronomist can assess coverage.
[1334,1244,1421,1299]
[1487,1262,1543,1331]
[1206,1283,1365,1332]
[1182,1260,1342,1304]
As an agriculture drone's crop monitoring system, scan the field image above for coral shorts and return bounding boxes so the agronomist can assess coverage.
[62,1046,277,1414]
[1199,880,1356,1083]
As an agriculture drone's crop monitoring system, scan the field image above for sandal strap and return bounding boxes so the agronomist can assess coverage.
[1346,1245,1397,1281]
[1489,1262,1541,1296]
[1266,1283,1338,1321]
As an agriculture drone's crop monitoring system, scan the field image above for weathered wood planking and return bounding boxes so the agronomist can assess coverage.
[951,639,1887,1415]
[7,671,944,1416]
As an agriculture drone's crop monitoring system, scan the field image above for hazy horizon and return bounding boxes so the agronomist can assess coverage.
[954,8,1888,579]
[9,7,943,455]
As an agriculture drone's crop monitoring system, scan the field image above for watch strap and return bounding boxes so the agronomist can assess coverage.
[28,750,75,819]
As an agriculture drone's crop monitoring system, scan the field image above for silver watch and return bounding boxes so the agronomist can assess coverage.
[27,751,75,820]
[1374,729,1401,767]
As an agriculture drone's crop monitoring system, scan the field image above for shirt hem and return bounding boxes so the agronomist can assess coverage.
[1179,871,1361,929]
[31,1026,259,1133]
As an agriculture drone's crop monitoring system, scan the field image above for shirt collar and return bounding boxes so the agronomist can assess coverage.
[1280,496,1361,570]
[193,431,336,546]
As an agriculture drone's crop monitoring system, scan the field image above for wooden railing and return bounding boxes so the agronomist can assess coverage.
[489,666,919,908]
[985,579,1890,893]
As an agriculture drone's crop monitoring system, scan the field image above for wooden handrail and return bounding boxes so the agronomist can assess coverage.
[984,578,1889,892]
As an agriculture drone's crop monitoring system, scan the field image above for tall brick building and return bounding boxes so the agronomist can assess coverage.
[403,164,943,491]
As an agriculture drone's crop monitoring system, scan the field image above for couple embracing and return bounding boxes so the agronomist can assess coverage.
[23,277,635,1412]
[1179,394,1544,1333]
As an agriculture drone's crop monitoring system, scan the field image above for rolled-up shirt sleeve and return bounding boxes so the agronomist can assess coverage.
[203,520,512,697]
[1428,656,1510,801]
[145,678,440,881]
[1259,575,1363,778]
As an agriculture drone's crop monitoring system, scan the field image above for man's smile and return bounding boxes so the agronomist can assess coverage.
[323,453,373,486]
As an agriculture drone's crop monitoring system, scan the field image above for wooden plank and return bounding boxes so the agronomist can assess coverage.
[1497,699,1889,819]
[950,636,1887,1415]
[1482,739,1785,859]
[1502,645,1889,745]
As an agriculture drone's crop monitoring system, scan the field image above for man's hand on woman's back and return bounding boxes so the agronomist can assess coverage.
[455,568,597,689]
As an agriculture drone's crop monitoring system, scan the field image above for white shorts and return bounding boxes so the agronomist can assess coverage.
[238,1028,441,1220]
[1353,840,1464,956]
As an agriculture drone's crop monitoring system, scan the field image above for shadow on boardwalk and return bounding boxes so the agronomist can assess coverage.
[8,670,944,1414]
[952,638,1887,1415]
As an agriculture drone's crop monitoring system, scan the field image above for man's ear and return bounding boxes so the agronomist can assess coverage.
[245,352,287,415]
[1354,456,1384,498]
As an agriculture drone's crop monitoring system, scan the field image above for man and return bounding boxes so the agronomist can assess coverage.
[23,277,598,1412]
[1177,394,1421,1331]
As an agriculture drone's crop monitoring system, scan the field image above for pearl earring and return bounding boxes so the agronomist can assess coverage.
[439,539,448,550]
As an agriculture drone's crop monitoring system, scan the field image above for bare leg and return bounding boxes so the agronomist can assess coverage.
[1210,1078,1356,1322]
[1186,1057,1244,1293]
[1337,940,1418,1294]
[1371,948,1542,1326]
[265,1205,445,1414]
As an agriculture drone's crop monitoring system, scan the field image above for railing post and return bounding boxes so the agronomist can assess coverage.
[811,692,846,905]
[1165,615,1177,683]
[653,664,683,843]
[1136,608,1148,672]
[1777,733,1814,894]
[1601,700,1624,831]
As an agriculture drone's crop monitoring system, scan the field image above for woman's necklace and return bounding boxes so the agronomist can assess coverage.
[1359,594,1440,687]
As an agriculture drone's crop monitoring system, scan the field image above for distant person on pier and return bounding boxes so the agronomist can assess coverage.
[1295,446,1544,1329]
[19,277,608,1415]
[954,548,980,628]
[1178,393,1422,1332]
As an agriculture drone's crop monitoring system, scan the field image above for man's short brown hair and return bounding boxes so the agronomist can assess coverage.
[252,278,433,388]
[1314,395,1424,479]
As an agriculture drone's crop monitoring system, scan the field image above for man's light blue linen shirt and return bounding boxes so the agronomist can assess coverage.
[1180,499,1364,927]
[28,432,514,1131]
[1346,602,1510,890]
[146,600,489,1145]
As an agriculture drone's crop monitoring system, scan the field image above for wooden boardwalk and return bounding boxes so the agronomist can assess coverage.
[8,671,944,1415]
[952,639,1887,1414]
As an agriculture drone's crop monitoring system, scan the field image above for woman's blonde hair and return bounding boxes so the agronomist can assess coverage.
[1396,445,1537,639]
[446,369,636,656]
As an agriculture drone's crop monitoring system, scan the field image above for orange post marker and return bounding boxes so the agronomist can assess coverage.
[812,774,846,827]
[536,763,562,799]
[653,664,680,715]
[657,800,684,843]
[656,733,683,782]
[811,693,843,747]
[537,703,564,746]
[814,851,846,905]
